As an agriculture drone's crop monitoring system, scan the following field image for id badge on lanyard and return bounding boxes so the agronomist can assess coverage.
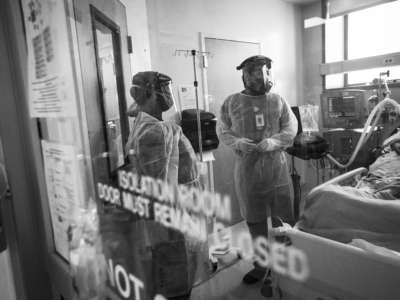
[254,107,265,130]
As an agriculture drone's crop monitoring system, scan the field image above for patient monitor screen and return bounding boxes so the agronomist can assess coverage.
[321,90,367,129]
[328,96,357,118]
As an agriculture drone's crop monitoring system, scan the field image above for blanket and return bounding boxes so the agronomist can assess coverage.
[297,183,400,252]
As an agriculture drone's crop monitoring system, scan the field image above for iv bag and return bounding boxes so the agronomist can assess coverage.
[299,104,319,132]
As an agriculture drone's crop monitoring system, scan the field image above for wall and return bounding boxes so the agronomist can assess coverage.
[302,1,323,106]
[121,0,152,74]
[286,1,324,189]
[146,0,304,108]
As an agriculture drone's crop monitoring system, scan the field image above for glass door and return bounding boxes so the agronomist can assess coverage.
[74,0,132,186]
[91,7,129,177]
[1,0,132,299]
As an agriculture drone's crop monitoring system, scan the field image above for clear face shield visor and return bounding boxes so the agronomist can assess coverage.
[259,64,270,81]
[254,65,271,87]
[244,64,273,93]
[157,80,178,112]
[129,79,178,114]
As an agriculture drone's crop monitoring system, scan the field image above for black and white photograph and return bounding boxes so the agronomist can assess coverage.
[1,0,400,299]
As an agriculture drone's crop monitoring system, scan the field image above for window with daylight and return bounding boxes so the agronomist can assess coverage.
[324,1,400,89]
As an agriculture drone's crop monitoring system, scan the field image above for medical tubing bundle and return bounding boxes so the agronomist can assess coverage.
[327,97,400,169]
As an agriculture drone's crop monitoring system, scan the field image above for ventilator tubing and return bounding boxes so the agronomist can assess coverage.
[327,97,400,169]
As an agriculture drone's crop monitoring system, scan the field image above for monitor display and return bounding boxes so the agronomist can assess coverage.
[328,96,356,118]
[321,90,368,129]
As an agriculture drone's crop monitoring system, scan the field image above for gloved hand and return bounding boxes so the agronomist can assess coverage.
[236,138,257,154]
[256,138,274,152]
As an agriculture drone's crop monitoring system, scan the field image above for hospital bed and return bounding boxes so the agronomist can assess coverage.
[272,167,400,300]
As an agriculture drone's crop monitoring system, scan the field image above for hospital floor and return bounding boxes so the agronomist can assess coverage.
[189,179,317,300]
[189,187,316,300]
[191,221,267,300]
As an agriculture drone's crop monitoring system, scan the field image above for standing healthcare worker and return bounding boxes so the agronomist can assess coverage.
[217,55,298,290]
[125,71,200,188]
[122,71,208,300]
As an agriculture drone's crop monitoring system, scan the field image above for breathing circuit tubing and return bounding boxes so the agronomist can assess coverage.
[326,95,400,169]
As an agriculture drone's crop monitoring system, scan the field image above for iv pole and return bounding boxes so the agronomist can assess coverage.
[175,49,226,270]
[175,49,243,270]
[192,50,204,162]
[174,49,211,162]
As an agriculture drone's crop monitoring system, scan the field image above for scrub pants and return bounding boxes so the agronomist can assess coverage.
[247,220,268,271]
[247,217,283,271]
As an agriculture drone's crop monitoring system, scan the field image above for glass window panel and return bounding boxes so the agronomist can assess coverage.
[325,16,344,63]
[325,73,344,89]
[347,66,400,85]
[348,1,400,60]
[94,20,125,172]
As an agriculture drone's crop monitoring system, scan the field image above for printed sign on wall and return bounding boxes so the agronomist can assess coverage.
[178,85,197,111]
[22,0,77,117]
[41,140,83,260]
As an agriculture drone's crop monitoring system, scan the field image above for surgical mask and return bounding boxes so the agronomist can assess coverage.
[243,65,273,94]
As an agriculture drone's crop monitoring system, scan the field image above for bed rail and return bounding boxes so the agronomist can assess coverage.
[307,167,368,199]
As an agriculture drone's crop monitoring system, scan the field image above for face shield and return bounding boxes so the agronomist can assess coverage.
[129,71,178,120]
[243,64,272,94]
[155,73,178,113]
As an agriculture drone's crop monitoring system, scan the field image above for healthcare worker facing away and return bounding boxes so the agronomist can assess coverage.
[123,71,208,300]
[217,56,298,290]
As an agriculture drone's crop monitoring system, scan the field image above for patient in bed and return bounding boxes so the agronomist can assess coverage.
[356,141,400,200]
[297,132,400,252]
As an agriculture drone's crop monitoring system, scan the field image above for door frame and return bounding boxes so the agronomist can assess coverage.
[73,0,132,185]
[199,32,262,109]
[0,0,53,299]
[90,5,130,175]
[0,0,131,299]
[198,32,261,193]
[199,32,263,109]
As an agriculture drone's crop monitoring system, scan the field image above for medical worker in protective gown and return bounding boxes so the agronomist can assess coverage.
[217,56,298,289]
[102,71,208,300]
[125,71,200,188]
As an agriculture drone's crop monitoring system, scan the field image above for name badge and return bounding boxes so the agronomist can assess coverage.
[255,113,265,129]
